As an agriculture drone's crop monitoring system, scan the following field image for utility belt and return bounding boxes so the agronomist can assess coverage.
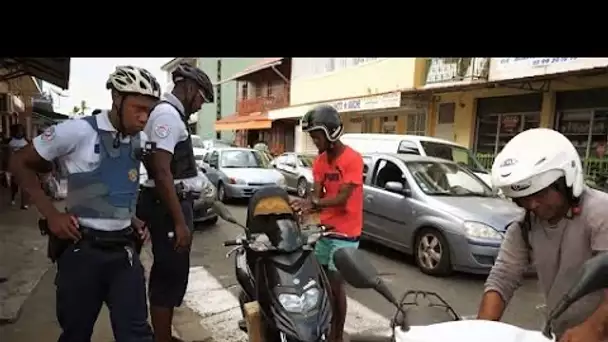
[38,219,138,262]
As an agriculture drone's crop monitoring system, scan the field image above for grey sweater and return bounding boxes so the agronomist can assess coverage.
[485,188,608,336]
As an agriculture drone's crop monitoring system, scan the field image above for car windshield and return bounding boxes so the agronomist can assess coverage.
[406,161,494,197]
[420,141,487,174]
[298,155,315,168]
[220,150,267,168]
[191,136,204,149]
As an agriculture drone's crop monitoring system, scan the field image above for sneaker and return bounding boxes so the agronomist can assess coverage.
[21,205,28,210]
[11,200,15,206]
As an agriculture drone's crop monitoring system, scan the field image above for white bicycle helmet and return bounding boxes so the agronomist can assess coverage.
[106,65,161,99]
[491,128,584,199]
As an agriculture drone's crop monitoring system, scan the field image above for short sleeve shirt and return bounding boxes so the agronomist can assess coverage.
[312,146,364,237]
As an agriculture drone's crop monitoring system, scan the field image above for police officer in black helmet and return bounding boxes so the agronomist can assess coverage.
[137,62,214,342]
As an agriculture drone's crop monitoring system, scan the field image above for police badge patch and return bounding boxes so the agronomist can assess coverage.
[154,124,170,139]
[41,126,56,142]
[128,168,139,182]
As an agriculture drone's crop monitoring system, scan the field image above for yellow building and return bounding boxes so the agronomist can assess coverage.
[269,58,432,153]
[422,58,608,169]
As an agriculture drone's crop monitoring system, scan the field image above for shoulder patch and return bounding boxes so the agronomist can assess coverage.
[154,124,170,139]
[41,126,56,142]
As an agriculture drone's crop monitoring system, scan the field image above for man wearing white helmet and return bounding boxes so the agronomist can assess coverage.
[9,65,161,342]
[137,62,214,342]
[477,128,608,342]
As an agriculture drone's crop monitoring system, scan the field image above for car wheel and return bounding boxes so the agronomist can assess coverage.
[414,228,452,276]
[297,178,308,198]
[217,183,227,203]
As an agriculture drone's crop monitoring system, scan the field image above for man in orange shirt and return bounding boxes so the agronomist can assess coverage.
[291,104,363,342]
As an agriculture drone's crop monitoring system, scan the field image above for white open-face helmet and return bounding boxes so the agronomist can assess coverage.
[491,128,584,199]
[106,65,161,99]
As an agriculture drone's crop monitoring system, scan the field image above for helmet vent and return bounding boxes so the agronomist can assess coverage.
[534,157,547,166]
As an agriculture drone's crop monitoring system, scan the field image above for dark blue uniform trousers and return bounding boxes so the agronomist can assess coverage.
[55,242,153,342]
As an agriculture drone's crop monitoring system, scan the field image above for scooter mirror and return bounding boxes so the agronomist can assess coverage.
[333,248,380,289]
[565,252,608,305]
[212,201,238,224]
[543,252,608,337]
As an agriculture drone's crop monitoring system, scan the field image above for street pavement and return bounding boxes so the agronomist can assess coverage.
[0,199,545,342]
[182,200,545,341]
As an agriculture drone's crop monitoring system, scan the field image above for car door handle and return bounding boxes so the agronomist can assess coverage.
[365,195,374,201]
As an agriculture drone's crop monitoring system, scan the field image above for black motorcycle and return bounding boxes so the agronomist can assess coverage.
[213,187,335,342]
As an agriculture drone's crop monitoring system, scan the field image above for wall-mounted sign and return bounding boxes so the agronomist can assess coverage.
[425,58,490,87]
[489,58,608,81]
[327,91,402,113]
[268,91,402,120]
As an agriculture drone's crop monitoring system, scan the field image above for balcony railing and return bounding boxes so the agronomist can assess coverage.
[237,85,290,115]
[425,58,490,85]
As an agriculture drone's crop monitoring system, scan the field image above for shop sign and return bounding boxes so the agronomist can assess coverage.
[327,92,402,113]
[489,58,608,81]
[268,92,402,120]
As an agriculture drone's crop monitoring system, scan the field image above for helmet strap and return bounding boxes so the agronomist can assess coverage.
[112,94,128,148]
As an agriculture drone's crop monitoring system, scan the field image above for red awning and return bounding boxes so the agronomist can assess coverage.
[216,58,283,84]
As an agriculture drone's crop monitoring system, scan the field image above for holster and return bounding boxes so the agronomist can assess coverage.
[38,219,70,263]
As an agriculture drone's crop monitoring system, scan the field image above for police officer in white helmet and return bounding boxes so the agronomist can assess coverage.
[9,65,161,342]
[477,128,608,342]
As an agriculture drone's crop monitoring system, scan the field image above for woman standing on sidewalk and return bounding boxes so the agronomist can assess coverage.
[8,123,29,209]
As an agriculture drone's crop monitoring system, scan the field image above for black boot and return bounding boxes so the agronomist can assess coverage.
[238,319,247,332]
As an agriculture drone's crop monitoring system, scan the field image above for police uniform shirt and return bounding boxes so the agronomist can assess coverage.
[33,110,147,231]
[142,92,199,190]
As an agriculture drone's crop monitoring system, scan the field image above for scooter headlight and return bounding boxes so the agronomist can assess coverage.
[277,287,320,313]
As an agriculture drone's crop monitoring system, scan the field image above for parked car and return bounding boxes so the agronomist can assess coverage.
[360,153,524,276]
[271,152,315,197]
[202,147,287,202]
[341,133,491,186]
[139,164,218,226]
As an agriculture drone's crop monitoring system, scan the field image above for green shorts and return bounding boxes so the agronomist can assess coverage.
[314,237,360,272]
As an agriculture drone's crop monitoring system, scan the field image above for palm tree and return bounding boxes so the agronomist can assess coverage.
[71,100,90,116]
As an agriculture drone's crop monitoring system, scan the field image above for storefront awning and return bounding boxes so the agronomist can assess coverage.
[0,58,70,89]
[215,112,272,131]
[32,105,70,123]
[216,58,283,85]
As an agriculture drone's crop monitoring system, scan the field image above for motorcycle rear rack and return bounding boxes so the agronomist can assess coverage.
[391,290,461,329]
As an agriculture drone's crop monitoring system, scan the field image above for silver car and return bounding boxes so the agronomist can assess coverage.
[203,147,287,202]
[361,153,524,276]
[271,153,315,197]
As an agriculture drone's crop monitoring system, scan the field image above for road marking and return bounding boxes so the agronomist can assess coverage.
[183,266,391,341]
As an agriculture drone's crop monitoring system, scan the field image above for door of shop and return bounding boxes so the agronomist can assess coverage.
[434,102,455,141]
[474,93,543,155]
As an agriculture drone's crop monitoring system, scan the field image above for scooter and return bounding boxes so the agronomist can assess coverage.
[332,247,608,342]
[212,187,336,342]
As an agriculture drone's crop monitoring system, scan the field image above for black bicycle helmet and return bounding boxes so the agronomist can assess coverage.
[172,63,215,103]
[301,104,344,142]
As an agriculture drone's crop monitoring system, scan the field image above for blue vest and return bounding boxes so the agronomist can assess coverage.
[66,115,141,220]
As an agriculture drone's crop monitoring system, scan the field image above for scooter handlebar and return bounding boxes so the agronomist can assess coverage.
[223,239,242,246]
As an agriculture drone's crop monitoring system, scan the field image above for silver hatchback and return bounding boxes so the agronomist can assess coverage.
[361,153,524,276]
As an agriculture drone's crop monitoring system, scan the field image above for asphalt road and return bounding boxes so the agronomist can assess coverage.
[190,200,545,332]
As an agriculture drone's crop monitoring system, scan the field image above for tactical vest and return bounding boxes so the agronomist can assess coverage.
[144,101,197,180]
[66,115,141,220]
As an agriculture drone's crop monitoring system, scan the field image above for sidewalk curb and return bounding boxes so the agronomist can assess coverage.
[139,247,213,342]
[0,241,51,324]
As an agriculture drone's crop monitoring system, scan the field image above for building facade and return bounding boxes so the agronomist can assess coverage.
[421,58,608,178]
[215,58,293,154]
[269,58,429,154]
[161,57,262,142]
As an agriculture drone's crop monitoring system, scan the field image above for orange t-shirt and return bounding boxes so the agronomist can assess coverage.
[312,146,363,238]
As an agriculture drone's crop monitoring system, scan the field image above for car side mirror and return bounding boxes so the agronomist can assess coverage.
[209,161,218,169]
[385,181,411,196]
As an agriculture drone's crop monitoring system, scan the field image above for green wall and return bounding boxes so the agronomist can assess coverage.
[195,58,262,142]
